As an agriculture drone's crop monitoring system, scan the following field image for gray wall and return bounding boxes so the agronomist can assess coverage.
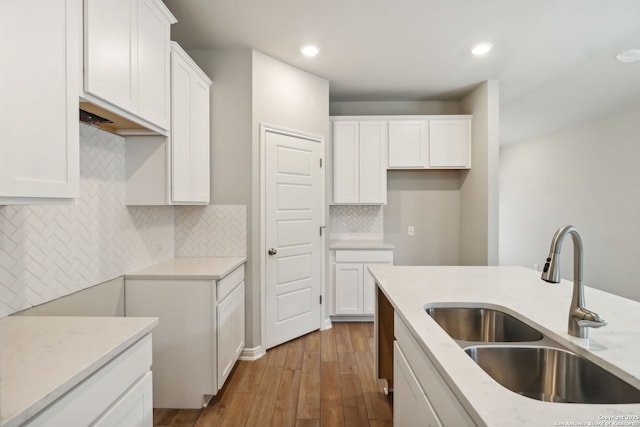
[189,48,329,349]
[385,171,462,265]
[14,277,125,317]
[499,103,640,301]
[460,81,500,265]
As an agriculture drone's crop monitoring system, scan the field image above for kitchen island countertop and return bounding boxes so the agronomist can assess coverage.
[369,265,640,426]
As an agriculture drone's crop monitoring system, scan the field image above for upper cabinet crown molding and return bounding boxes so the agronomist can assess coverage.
[83,0,176,136]
[0,0,81,204]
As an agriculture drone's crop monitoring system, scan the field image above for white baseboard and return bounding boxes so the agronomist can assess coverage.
[239,346,267,361]
[321,317,333,330]
[330,315,374,323]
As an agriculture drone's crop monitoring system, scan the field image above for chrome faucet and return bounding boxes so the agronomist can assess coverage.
[541,225,607,338]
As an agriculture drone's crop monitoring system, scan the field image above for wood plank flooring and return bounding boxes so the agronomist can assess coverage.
[153,322,393,427]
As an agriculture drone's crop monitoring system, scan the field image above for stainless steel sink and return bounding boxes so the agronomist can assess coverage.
[465,345,640,404]
[425,307,543,342]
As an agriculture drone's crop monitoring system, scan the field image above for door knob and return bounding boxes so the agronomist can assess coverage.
[268,248,277,255]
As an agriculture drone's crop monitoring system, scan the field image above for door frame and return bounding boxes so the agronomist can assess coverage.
[260,123,326,350]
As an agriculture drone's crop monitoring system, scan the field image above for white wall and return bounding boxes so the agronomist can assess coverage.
[500,103,640,302]
[460,80,500,265]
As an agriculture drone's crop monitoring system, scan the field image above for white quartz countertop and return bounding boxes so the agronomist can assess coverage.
[0,316,158,427]
[125,257,246,280]
[369,266,640,426]
[329,239,395,250]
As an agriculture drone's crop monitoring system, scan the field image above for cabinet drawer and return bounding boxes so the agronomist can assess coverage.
[217,265,245,301]
[394,314,475,427]
[335,250,393,263]
[25,334,152,426]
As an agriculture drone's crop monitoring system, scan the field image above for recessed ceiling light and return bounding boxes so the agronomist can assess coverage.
[471,43,493,56]
[301,45,319,57]
[616,49,640,63]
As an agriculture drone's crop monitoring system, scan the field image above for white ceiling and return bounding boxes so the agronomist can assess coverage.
[162,0,640,144]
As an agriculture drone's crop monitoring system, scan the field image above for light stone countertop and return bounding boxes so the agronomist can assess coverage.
[125,257,246,280]
[0,316,158,427]
[369,265,640,426]
[329,239,395,250]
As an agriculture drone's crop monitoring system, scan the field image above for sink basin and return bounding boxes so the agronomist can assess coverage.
[425,307,543,342]
[465,346,640,404]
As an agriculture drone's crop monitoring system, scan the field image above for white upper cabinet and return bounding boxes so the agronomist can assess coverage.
[387,116,471,169]
[171,42,212,204]
[84,0,176,133]
[388,121,428,168]
[0,0,80,203]
[333,120,387,204]
[429,119,471,168]
[125,43,212,206]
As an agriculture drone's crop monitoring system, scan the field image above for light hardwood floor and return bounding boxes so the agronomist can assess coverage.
[152,322,393,427]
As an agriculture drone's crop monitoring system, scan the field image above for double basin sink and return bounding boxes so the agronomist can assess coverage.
[424,306,640,404]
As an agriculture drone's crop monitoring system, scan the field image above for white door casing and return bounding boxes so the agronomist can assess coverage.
[262,125,324,349]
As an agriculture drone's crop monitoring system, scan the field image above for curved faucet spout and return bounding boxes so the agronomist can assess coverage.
[541,225,606,338]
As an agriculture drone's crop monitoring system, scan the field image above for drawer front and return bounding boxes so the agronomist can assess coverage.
[25,334,152,427]
[335,249,393,263]
[394,314,475,427]
[217,264,245,301]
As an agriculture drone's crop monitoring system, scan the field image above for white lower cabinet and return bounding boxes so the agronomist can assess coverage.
[93,372,153,427]
[25,334,153,427]
[394,342,442,427]
[124,265,245,408]
[217,277,245,389]
[333,250,393,316]
[394,313,475,426]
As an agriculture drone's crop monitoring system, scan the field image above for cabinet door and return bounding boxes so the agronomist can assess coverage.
[84,0,138,113]
[429,119,471,168]
[0,0,79,201]
[93,372,153,427]
[217,281,245,389]
[335,263,363,315]
[394,343,443,427]
[171,43,211,204]
[333,121,360,203]
[190,75,212,203]
[359,121,387,204]
[170,50,193,202]
[388,121,428,168]
[137,0,171,129]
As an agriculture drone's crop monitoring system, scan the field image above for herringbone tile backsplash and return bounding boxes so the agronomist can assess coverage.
[0,124,177,316]
[175,205,246,257]
[329,205,384,240]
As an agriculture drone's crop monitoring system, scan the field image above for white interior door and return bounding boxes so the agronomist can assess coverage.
[265,127,323,349]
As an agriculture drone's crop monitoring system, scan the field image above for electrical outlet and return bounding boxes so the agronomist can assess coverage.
[408,226,415,236]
